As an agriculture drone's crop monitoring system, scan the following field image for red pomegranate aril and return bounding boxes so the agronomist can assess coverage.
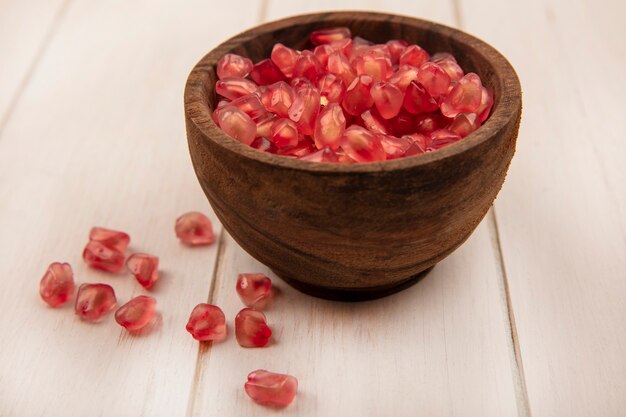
[236,273,272,309]
[399,45,430,68]
[300,146,339,162]
[448,112,479,137]
[186,303,227,342]
[270,118,299,148]
[215,77,258,100]
[428,129,462,150]
[215,105,256,145]
[329,37,352,56]
[317,73,346,104]
[403,81,438,114]
[386,39,409,64]
[217,53,254,79]
[288,86,320,135]
[390,111,416,136]
[251,136,277,153]
[440,73,482,117]
[342,75,374,116]
[388,65,419,92]
[83,241,126,273]
[126,253,159,289]
[417,62,451,97]
[354,50,394,81]
[227,94,267,121]
[40,262,74,307]
[290,77,313,91]
[175,212,214,246]
[255,114,277,138]
[414,112,445,135]
[271,43,299,78]
[313,103,346,149]
[89,227,130,253]
[250,59,287,85]
[235,308,272,348]
[436,58,464,82]
[310,27,351,45]
[292,51,323,81]
[313,44,334,67]
[360,109,391,135]
[476,87,494,123]
[371,81,403,119]
[380,134,412,159]
[245,370,298,408]
[340,125,386,162]
[327,51,356,86]
[404,133,430,153]
[276,139,316,158]
[75,283,116,322]
[115,295,156,331]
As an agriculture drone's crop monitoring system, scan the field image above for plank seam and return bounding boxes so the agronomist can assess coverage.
[0,0,73,139]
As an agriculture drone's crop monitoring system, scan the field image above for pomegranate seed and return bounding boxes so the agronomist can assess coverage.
[255,114,278,138]
[259,81,295,117]
[329,38,352,56]
[83,241,126,273]
[75,283,116,322]
[310,27,351,45]
[186,303,227,342]
[251,136,277,153]
[399,45,429,68]
[440,73,482,118]
[404,141,426,156]
[428,129,462,150]
[404,133,430,154]
[403,81,438,114]
[271,43,299,78]
[236,273,273,309]
[390,111,416,136]
[386,39,409,64]
[313,103,346,150]
[388,64,419,92]
[223,94,267,121]
[313,44,334,67]
[448,112,479,137]
[379,134,413,159]
[89,227,130,252]
[288,86,320,135]
[215,77,258,100]
[126,253,159,289]
[175,212,214,246]
[215,105,257,145]
[290,77,313,91]
[276,138,316,158]
[292,51,323,81]
[414,112,446,135]
[436,58,464,81]
[317,73,346,104]
[432,52,457,63]
[245,370,298,408]
[476,87,494,123]
[270,118,299,148]
[39,262,74,307]
[235,308,272,348]
[360,109,391,134]
[340,125,386,162]
[417,62,451,97]
[300,146,339,162]
[342,75,374,116]
[115,295,156,331]
[327,51,356,86]
[250,59,287,85]
[371,81,403,119]
[216,53,253,79]
[354,50,393,81]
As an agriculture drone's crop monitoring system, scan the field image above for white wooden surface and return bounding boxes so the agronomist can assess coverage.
[0,0,623,416]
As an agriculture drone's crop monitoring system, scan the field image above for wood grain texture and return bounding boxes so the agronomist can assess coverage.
[185,11,522,299]
[0,1,261,416]
[458,0,626,416]
[0,0,67,127]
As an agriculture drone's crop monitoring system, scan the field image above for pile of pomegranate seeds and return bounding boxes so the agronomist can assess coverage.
[212,27,494,162]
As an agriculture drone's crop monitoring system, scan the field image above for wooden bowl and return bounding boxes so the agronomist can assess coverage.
[184,11,522,301]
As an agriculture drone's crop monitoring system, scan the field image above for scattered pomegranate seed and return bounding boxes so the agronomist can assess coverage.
[235,308,272,348]
[217,53,254,80]
[236,273,272,309]
[175,212,215,246]
[75,283,117,322]
[212,30,493,161]
[83,241,126,273]
[245,370,298,408]
[115,295,156,331]
[89,227,130,252]
[39,262,75,307]
[126,253,159,289]
[186,303,227,342]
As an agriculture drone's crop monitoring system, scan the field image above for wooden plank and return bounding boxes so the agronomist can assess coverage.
[0,0,67,127]
[188,1,524,416]
[0,1,261,416]
[458,0,626,416]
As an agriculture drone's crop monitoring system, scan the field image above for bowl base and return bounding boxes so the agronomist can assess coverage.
[273,266,435,302]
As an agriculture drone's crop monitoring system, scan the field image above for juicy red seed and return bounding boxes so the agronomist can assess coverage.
[89,227,130,252]
[313,103,346,150]
[440,73,483,118]
[360,109,391,135]
[327,51,356,86]
[115,295,156,331]
[292,51,323,81]
[428,129,462,150]
[83,241,126,273]
[404,133,430,154]
[175,212,214,246]
[386,39,409,64]
[342,75,374,116]
[271,43,299,78]
[370,81,403,119]
[310,27,351,45]
[388,65,419,92]
[403,81,438,114]
[317,73,346,104]
[215,105,257,145]
[215,77,258,100]
[270,118,299,148]
[414,112,446,135]
[245,370,298,408]
[126,253,159,289]
[399,45,430,68]
[390,111,416,137]
[40,262,74,307]
[235,308,272,348]
[236,273,273,309]
[353,50,393,81]
[260,81,294,117]
[417,62,451,97]
[250,59,287,85]
[186,303,227,342]
[340,125,386,162]
[476,87,494,123]
[251,136,277,153]
[300,146,339,162]
[75,283,117,322]
[313,44,334,67]
[276,138,316,158]
[448,112,480,138]
[216,53,254,79]
[379,134,413,159]
[287,86,320,135]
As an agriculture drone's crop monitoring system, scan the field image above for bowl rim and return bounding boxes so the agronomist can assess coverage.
[184,11,521,173]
